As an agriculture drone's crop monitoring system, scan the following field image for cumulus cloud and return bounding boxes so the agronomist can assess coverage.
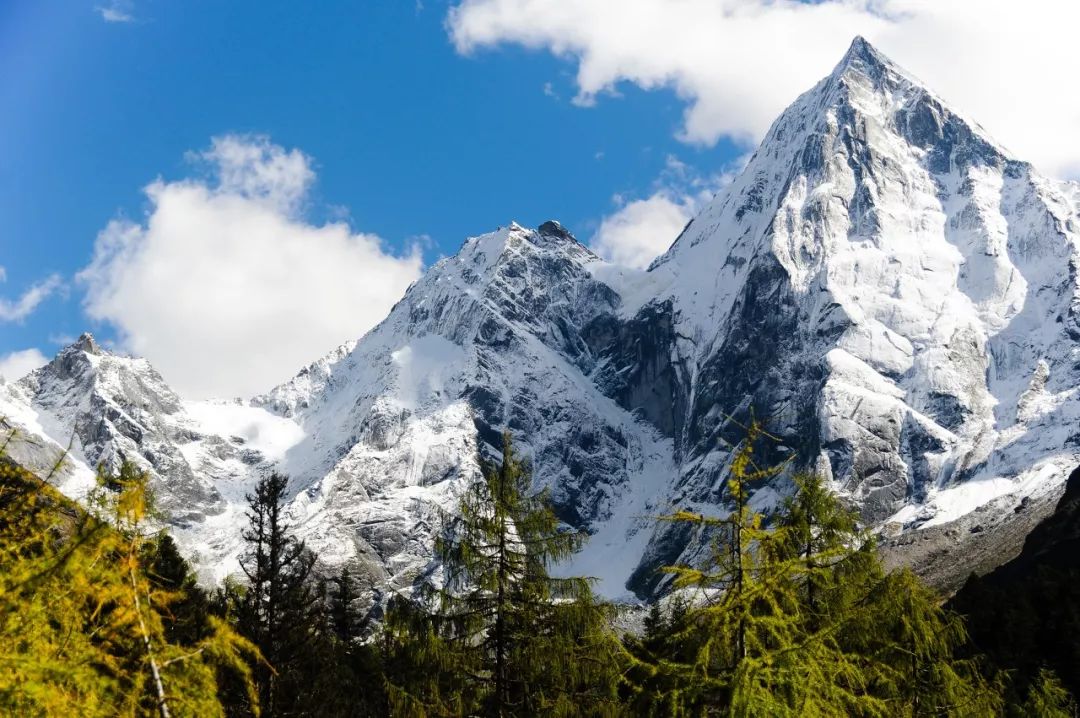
[0,273,62,322]
[590,155,734,269]
[188,135,314,214]
[79,134,423,399]
[448,0,1080,178]
[0,348,48,382]
[592,193,696,270]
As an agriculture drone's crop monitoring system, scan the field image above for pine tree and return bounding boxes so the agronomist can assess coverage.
[145,532,213,646]
[848,568,1002,717]
[645,417,811,715]
[233,472,329,717]
[329,566,364,644]
[776,473,866,625]
[388,432,623,717]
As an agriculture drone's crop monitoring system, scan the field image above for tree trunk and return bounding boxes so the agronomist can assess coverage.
[130,556,170,718]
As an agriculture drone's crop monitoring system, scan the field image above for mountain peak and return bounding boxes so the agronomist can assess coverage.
[72,332,103,356]
[537,219,572,240]
[836,35,888,73]
[827,35,914,94]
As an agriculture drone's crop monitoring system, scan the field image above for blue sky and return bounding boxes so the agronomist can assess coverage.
[0,0,739,391]
[2,0,1077,396]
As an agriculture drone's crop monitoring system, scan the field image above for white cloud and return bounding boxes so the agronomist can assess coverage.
[448,0,1080,178]
[189,135,314,214]
[0,348,48,382]
[592,193,697,270]
[96,0,135,23]
[0,274,62,322]
[590,154,734,269]
[79,134,423,399]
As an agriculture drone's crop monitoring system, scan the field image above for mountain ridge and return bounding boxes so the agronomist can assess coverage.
[3,37,1079,601]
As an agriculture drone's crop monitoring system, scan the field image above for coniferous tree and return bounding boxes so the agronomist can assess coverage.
[633,418,1001,716]
[233,472,332,717]
[0,441,259,717]
[776,473,869,626]
[1020,669,1076,717]
[329,566,364,644]
[324,565,387,717]
[848,568,1002,717]
[145,533,213,646]
[388,432,622,717]
[640,417,832,715]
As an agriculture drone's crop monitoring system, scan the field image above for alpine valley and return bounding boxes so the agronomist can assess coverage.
[4,37,1080,604]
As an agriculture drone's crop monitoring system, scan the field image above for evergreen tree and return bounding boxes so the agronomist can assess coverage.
[233,472,333,717]
[776,473,870,627]
[145,532,213,646]
[1020,669,1076,717]
[388,432,623,717]
[847,568,1002,717]
[329,566,364,644]
[640,417,837,715]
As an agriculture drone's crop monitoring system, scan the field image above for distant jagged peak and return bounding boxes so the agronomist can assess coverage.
[71,332,104,356]
[831,35,900,84]
[450,220,599,277]
[24,332,183,416]
[535,219,584,247]
[49,332,126,371]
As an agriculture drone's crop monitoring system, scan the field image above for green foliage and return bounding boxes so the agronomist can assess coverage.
[3,419,1065,717]
[329,565,366,645]
[0,434,260,717]
[388,432,623,717]
[626,418,1003,717]
[1021,669,1076,717]
[224,471,386,717]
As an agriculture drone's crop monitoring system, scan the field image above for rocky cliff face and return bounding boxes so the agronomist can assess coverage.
[628,36,1080,594]
[3,38,1079,600]
[251,220,675,596]
[0,334,300,577]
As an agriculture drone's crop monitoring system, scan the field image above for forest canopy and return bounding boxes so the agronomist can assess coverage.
[0,423,1073,717]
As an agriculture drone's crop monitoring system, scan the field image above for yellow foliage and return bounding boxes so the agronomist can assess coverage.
[0,429,261,717]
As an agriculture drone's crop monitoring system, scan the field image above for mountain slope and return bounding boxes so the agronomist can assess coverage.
[0,334,301,580]
[4,38,1079,601]
[948,465,1080,701]
[254,221,675,596]
[626,36,1080,593]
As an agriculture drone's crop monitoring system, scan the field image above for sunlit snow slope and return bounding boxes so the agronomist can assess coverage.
[4,38,1079,600]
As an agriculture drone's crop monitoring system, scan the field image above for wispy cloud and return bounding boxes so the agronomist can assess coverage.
[0,274,63,323]
[48,333,78,347]
[96,0,135,23]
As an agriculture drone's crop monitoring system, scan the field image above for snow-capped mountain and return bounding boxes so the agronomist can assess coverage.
[632,36,1080,593]
[4,37,1079,599]
[0,334,302,577]
[251,220,675,596]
